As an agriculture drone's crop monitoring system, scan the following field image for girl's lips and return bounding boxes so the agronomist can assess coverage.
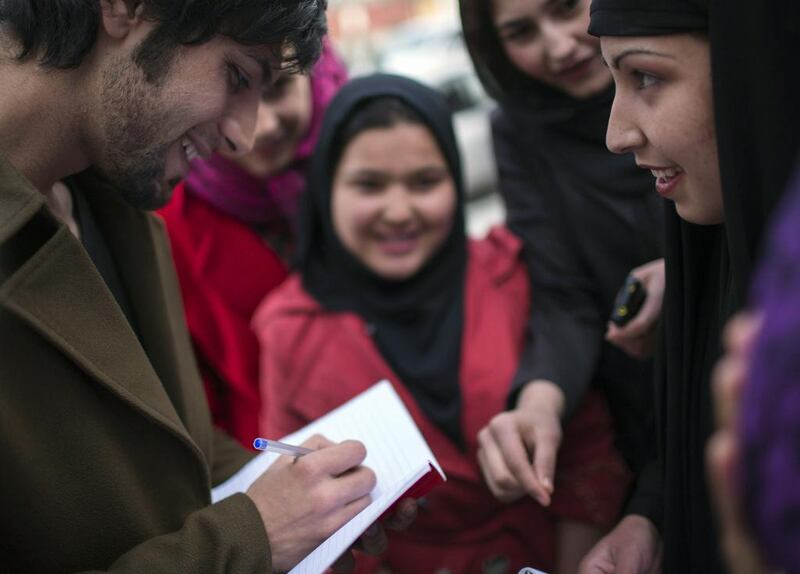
[555,56,596,82]
[377,234,419,256]
[655,171,685,198]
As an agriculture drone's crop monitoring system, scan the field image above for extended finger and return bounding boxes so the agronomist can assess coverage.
[491,419,547,502]
[528,422,560,501]
[478,438,524,502]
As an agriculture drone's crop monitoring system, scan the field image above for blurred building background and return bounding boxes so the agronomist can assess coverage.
[327,0,505,237]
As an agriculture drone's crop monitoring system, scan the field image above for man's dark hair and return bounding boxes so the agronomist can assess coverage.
[0,0,327,75]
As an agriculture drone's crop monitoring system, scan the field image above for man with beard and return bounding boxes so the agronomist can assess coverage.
[0,1,413,572]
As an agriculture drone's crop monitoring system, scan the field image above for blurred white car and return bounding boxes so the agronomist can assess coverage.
[372,20,497,198]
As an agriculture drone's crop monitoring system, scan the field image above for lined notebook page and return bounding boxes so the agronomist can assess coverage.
[211,380,446,574]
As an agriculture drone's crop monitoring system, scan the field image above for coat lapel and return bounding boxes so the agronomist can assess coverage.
[0,161,196,448]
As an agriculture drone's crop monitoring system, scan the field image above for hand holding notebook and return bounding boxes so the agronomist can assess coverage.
[212,380,446,574]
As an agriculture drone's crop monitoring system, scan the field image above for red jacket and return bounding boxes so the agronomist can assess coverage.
[254,227,630,573]
[158,183,289,446]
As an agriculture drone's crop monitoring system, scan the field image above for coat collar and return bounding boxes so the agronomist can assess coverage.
[0,158,202,453]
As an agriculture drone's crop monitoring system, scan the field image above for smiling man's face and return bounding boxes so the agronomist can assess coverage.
[94,27,278,210]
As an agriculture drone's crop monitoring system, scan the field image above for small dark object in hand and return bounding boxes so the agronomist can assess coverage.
[610,275,647,327]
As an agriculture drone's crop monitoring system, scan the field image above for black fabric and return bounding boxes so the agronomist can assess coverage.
[491,101,662,474]
[658,2,800,572]
[0,207,59,287]
[590,0,800,572]
[460,0,662,482]
[68,179,141,340]
[296,74,468,447]
[588,0,708,37]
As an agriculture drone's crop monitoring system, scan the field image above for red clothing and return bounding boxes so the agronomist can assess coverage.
[158,182,289,446]
[254,227,631,573]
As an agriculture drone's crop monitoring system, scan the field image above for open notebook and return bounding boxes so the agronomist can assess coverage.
[211,380,446,574]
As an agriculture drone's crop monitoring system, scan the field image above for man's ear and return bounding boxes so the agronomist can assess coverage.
[100,0,146,40]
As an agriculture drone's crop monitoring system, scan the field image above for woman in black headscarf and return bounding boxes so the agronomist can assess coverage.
[459,0,663,552]
[586,0,800,572]
[253,73,631,573]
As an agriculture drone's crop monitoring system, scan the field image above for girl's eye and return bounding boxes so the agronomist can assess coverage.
[409,174,444,191]
[553,0,581,17]
[634,71,659,90]
[354,180,384,193]
[227,64,250,93]
[500,22,536,43]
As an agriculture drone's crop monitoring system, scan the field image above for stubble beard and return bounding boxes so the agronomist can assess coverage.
[98,53,176,210]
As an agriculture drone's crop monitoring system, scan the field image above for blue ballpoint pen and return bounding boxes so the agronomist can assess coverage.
[253,438,313,457]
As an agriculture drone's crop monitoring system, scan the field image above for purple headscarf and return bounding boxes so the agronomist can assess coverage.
[184,37,348,228]
[741,163,800,573]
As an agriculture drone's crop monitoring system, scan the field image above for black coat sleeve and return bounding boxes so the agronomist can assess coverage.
[624,459,664,531]
[492,112,604,417]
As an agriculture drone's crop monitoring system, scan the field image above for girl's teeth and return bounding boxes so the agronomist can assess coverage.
[650,167,682,180]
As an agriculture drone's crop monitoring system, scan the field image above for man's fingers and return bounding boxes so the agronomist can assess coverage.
[300,433,337,450]
[316,440,371,477]
[324,467,376,509]
[323,493,373,539]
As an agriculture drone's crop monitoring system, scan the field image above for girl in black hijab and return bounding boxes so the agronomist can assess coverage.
[459,0,663,556]
[254,73,631,573]
[587,0,800,572]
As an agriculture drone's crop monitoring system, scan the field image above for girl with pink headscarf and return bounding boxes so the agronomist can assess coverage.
[159,39,347,446]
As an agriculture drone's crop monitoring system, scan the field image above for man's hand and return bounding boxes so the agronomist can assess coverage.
[606,259,665,359]
[707,313,772,574]
[579,515,662,574]
[246,435,376,573]
[477,381,564,506]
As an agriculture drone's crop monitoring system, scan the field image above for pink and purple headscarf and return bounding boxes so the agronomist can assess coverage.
[184,38,348,229]
[741,164,800,573]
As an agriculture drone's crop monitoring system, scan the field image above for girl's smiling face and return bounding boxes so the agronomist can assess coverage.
[227,72,313,178]
[331,122,457,281]
[492,0,612,99]
[602,33,723,225]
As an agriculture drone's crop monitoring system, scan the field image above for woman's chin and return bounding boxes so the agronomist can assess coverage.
[675,202,726,226]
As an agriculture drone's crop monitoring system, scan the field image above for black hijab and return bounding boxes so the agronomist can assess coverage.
[460,0,661,473]
[296,74,468,447]
[589,1,800,572]
[461,0,619,136]
[588,0,708,36]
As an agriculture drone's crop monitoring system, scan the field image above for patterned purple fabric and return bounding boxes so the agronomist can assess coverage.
[184,38,347,227]
[742,165,800,573]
